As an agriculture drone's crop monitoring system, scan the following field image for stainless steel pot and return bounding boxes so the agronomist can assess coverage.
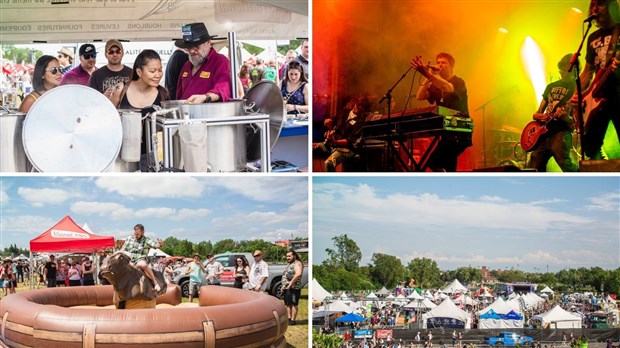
[0,111,32,172]
[161,100,247,172]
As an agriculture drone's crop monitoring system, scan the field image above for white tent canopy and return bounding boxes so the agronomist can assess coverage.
[312,279,333,303]
[422,297,472,329]
[540,286,554,293]
[407,291,424,300]
[376,287,391,296]
[365,292,378,299]
[442,279,467,294]
[404,298,437,310]
[0,1,308,43]
[532,305,582,329]
[478,297,514,315]
[314,300,356,315]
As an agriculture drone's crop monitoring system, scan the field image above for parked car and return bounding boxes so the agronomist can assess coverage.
[171,252,308,299]
[484,332,535,346]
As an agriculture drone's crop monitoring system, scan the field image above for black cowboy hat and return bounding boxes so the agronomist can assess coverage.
[174,23,217,49]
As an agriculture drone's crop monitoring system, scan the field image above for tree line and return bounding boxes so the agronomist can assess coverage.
[2,237,306,264]
[314,234,620,294]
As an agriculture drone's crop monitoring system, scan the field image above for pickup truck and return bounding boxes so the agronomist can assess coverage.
[484,332,534,346]
[171,252,308,299]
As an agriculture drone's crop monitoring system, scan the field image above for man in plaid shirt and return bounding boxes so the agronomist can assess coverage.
[120,224,164,292]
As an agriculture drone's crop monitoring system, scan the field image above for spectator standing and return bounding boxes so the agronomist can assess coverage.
[249,58,265,87]
[68,262,81,286]
[281,61,309,114]
[280,49,296,80]
[19,55,62,113]
[43,255,57,288]
[205,254,224,285]
[282,250,303,325]
[60,43,97,86]
[82,257,95,286]
[15,261,23,283]
[57,47,74,75]
[88,39,132,96]
[233,256,250,289]
[249,250,269,292]
[185,253,206,302]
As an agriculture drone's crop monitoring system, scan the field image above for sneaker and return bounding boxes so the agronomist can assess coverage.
[289,320,296,326]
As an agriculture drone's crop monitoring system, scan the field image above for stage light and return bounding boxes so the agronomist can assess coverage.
[521,36,546,106]
[571,7,583,14]
[498,28,509,34]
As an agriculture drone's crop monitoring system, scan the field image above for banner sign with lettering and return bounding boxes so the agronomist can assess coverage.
[354,330,373,339]
[427,317,465,329]
[0,0,308,43]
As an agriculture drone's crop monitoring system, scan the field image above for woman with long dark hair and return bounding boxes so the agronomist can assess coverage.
[281,60,309,114]
[109,49,169,108]
[18,55,62,113]
[233,256,250,289]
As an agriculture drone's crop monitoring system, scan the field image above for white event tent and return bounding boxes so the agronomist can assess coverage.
[312,278,333,303]
[442,279,468,294]
[422,297,472,329]
[531,305,582,329]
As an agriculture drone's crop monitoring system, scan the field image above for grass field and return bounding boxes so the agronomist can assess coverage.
[3,282,310,347]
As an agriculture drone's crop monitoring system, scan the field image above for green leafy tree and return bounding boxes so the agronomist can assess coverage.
[195,241,212,257]
[368,252,405,288]
[324,234,361,272]
[212,238,237,254]
[406,257,443,289]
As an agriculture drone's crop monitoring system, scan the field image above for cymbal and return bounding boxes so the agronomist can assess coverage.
[491,124,522,134]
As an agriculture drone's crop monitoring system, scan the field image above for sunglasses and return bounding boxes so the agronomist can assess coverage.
[46,67,61,75]
[82,53,97,59]
[107,48,122,55]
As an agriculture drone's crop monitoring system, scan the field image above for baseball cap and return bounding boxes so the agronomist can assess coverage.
[58,47,74,59]
[105,39,123,52]
[79,44,96,56]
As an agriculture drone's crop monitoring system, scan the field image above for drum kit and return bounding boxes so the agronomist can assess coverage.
[0,82,285,173]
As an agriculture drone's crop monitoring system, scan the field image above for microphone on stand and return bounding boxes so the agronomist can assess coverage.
[583,14,597,23]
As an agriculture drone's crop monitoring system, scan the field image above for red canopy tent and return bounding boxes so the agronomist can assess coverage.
[30,215,115,253]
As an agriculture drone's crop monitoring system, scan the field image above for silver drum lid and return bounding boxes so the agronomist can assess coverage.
[244,80,285,149]
[22,85,123,172]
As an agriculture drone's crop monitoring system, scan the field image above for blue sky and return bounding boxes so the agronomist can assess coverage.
[0,176,308,250]
[313,176,620,272]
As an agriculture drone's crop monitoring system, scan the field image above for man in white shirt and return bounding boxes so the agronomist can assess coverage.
[249,249,269,292]
[205,254,224,285]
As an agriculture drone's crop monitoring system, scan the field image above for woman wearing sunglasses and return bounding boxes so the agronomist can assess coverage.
[18,55,62,113]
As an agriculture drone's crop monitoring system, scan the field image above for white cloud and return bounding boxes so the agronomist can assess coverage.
[479,195,507,203]
[0,189,8,205]
[176,208,211,220]
[585,192,620,211]
[208,177,307,203]
[17,187,72,207]
[95,176,205,198]
[71,201,134,220]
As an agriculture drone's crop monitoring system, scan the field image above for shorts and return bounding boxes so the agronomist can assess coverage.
[189,280,200,295]
[283,288,301,306]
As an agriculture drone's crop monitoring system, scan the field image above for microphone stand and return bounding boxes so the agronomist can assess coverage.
[379,66,413,171]
[569,20,592,160]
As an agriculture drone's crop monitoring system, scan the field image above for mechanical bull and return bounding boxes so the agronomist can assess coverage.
[100,251,167,309]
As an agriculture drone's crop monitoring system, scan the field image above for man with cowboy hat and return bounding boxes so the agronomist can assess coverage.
[174,22,231,103]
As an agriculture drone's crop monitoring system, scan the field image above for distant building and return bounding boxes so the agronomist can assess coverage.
[481,266,498,285]
[274,239,308,251]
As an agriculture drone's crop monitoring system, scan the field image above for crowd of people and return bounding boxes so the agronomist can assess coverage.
[2,22,310,171]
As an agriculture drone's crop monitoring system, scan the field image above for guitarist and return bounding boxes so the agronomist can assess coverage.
[570,0,620,160]
[529,54,579,172]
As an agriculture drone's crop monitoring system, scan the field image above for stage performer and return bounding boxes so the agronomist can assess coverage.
[174,22,231,103]
[571,0,620,160]
[120,224,164,292]
[410,52,472,172]
[312,95,370,171]
[528,54,579,172]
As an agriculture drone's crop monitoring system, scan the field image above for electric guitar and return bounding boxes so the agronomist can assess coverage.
[573,49,620,131]
[520,105,566,152]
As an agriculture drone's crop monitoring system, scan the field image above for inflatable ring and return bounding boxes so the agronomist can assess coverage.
[0,285,288,347]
